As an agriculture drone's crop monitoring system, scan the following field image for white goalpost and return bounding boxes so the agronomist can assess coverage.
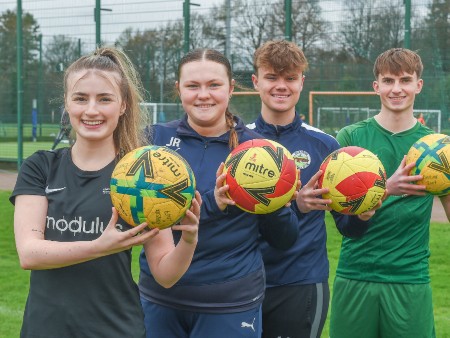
[141,102,188,124]
[140,102,158,124]
[308,91,377,126]
[143,95,442,133]
[316,107,371,130]
[410,109,441,132]
[309,91,442,133]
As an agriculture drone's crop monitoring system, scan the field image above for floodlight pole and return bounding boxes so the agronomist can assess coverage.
[95,0,112,48]
[285,0,292,41]
[17,0,23,168]
[38,34,43,137]
[404,0,411,49]
[225,0,231,59]
[160,38,165,114]
[78,38,82,58]
[183,1,200,54]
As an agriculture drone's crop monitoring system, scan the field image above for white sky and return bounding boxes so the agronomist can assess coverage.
[1,0,223,48]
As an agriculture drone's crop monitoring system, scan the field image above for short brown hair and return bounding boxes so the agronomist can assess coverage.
[253,40,308,75]
[373,48,423,79]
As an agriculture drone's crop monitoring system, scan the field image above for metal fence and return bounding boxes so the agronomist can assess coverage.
[1,0,449,165]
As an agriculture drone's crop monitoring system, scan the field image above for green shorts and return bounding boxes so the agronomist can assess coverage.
[329,276,435,338]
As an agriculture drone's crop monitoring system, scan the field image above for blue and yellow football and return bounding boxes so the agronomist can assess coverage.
[110,145,196,229]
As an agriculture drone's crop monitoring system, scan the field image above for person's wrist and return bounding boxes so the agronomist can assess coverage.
[181,234,197,245]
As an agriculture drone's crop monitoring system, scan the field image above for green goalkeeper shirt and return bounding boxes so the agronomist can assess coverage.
[336,117,434,284]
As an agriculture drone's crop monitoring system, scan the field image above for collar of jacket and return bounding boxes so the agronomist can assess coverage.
[255,111,302,135]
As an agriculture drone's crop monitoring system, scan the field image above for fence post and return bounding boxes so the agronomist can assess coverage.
[16,0,24,169]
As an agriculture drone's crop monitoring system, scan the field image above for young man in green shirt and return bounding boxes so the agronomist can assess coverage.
[329,48,450,338]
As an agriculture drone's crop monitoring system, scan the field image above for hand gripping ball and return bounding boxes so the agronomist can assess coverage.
[223,139,298,214]
[406,133,450,196]
[318,146,387,215]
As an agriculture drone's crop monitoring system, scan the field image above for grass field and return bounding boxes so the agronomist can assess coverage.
[0,142,69,161]
[0,123,61,139]
[0,122,69,161]
[0,189,448,337]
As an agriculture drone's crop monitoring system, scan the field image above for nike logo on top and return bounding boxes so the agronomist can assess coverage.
[45,186,66,194]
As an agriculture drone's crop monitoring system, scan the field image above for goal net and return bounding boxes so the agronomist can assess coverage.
[143,93,442,133]
[410,109,441,133]
[140,102,158,124]
[141,102,187,124]
[310,92,442,135]
[141,92,263,125]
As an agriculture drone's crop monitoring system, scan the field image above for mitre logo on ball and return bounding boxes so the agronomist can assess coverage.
[223,139,298,214]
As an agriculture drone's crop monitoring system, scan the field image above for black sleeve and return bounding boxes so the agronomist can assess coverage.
[258,206,299,250]
[332,210,370,238]
[10,151,50,205]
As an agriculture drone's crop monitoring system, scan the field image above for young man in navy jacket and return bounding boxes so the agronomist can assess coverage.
[249,40,380,338]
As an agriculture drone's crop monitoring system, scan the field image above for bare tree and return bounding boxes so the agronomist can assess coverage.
[338,0,376,61]
[231,0,278,68]
[42,35,81,113]
[190,12,226,51]
[272,0,330,53]
[44,35,80,71]
[370,1,404,58]
[339,0,406,62]
[423,0,450,72]
[0,9,40,118]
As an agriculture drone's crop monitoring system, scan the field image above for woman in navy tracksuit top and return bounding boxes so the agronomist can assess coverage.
[138,49,299,338]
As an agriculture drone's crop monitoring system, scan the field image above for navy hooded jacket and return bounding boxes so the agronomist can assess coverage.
[139,115,299,313]
[248,113,370,287]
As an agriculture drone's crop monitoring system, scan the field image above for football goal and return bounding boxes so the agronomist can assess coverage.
[309,91,442,134]
[140,102,158,124]
[143,93,442,132]
[142,92,263,125]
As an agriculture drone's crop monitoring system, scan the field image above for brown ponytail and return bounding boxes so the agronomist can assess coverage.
[225,109,239,150]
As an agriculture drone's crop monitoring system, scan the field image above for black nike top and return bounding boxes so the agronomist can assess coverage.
[10,148,146,338]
